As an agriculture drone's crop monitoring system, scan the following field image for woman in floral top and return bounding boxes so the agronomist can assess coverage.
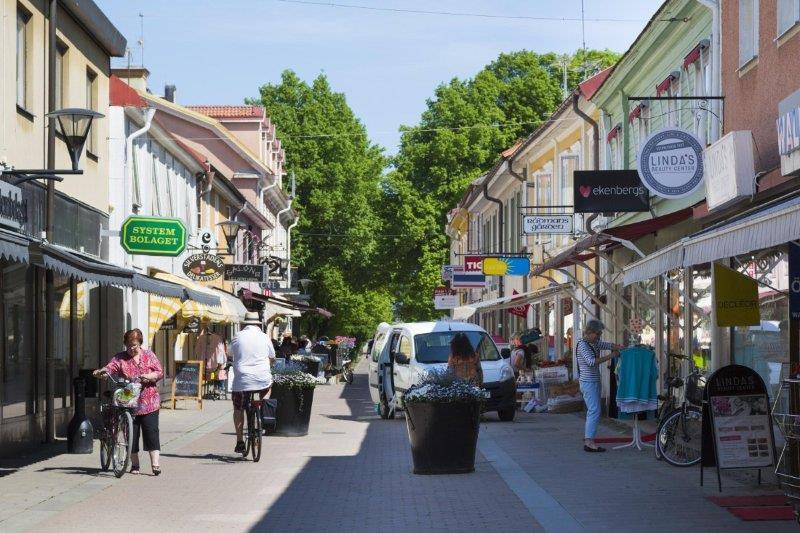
[94,328,163,475]
[447,333,483,387]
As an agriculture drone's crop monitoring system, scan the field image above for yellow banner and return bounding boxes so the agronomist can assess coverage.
[713,263,760,327]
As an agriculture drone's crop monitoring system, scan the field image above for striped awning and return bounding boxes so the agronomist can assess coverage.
[151,271,234,323]
[452,284,572,320]
[148,294,183,345]
[59,281,88,320]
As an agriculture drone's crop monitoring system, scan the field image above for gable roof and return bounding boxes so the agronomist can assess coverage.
[578,67,612,100]
[109,75,147,107]
[187,106,265,120]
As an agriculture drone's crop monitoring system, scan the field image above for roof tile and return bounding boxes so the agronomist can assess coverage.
[187,105,264,119]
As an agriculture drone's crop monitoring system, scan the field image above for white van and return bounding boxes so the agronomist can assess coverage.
[368,321,517,421]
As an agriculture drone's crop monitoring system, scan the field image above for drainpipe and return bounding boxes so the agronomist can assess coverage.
[482,179,504,299]
[696,0,721,141]
[274,201,293,260]
[287,216,300,288]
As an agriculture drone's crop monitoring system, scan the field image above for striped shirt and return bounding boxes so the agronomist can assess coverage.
[576,339,615,383]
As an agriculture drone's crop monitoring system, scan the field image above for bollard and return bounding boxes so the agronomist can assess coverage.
[67,377,94,454]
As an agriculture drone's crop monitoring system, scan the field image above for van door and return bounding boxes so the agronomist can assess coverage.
[392,334,413,401]
[368,333,385,404]
[379,332,400,410]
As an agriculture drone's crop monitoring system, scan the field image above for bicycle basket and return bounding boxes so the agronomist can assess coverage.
[113,382,142,408]
[685,373,706,406]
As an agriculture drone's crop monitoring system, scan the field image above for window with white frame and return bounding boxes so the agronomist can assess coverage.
[694,45,711,145]
[16,7,31,109]
[86,68,98,155]
[739,0,759,67]
[151,145,163,216]
[778,0,800,37]
[55,42,68,109]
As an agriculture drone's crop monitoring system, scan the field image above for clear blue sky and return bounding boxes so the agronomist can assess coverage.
[96,0,664,154]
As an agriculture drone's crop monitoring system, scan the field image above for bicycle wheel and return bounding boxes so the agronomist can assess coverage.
[656,406,702,467]
[100,435,112,471]
[112,411,133,478]
[242,409,252,458]
[251,409,263,462]
[344,367,354,384]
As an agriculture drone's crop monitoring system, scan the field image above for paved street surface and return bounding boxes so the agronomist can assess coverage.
[0,363,794,533]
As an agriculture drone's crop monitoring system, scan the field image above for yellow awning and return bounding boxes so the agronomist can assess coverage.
[148,294,182,346]
[59,282,87,320]
[151,271,235,324]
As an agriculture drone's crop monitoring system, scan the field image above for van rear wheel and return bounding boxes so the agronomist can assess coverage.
[498,408,516,422]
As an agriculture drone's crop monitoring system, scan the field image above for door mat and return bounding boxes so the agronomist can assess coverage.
[707,495,789,507]
[726,506,795,521]
[594,433,655,444]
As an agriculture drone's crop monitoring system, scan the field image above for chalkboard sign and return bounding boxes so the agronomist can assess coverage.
[171,360,204,409]
[700,364,776,491]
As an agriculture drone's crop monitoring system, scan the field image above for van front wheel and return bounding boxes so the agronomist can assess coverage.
[498,408,516,422]
[379,397,395,420]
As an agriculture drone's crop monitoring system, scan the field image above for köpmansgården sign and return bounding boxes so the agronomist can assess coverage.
[121,216,187,256]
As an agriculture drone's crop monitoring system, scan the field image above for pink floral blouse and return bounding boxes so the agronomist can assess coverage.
[102,349,163,416]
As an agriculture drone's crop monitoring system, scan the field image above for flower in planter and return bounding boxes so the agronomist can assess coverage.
[272,367,318,389]
[290,354,322,363]
[404,368,485,404]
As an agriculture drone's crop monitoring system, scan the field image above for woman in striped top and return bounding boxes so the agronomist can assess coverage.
[576,320,622,452]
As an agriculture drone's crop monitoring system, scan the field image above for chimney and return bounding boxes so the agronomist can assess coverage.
[110,67,150,93]
[164,84,177,103]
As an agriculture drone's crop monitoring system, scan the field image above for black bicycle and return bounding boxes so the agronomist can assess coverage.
[97,372,136,478]
[241,395,263,462]
[655,353,705,467]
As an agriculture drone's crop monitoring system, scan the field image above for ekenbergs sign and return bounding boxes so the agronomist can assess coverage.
[637,128,704,199]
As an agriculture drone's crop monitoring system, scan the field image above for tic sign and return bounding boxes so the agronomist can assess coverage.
[464,255,483,272]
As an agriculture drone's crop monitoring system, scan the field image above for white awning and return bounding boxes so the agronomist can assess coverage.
[623,194,800,285]
[452,283,572,320]
[623,240,684,286]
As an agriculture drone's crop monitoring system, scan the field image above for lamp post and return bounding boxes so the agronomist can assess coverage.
[1,107,101,443]
[217,219,243,256]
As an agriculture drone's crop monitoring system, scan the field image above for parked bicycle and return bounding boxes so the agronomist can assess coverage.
[240,395,263,462]
[97,372,137,478]
[654,353,705,467]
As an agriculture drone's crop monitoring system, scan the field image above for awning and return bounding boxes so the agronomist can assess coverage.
[240,289,329,319]
[656,72,679,95]
[0,229,31,263]
[131,273,186,299]
[29,242,136,287]
[623,194,800,285]
[531,208,694,278]
[683,39,709,70]
[606,124,621,143]
[151,271,233,323]
[453,284,572,320]
[210,287,248,323]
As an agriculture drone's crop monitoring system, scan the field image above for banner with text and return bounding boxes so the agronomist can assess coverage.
[573,170,650,213]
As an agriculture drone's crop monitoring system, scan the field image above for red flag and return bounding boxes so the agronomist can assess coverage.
[507,289,529,318]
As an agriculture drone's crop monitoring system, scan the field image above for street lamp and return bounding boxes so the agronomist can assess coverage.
[217,219,243,256]
[0,107,104,183]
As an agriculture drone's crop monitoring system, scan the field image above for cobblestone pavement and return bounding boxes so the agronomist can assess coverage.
[0,362,795,532]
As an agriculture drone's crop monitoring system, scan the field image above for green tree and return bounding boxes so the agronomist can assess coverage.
[387,49,619,321]
[250,71,393,341]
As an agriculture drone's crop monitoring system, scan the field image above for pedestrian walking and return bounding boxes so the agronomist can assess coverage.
[447,332,483,386]
[230,312,276,453]
[576,319,622,452]
[509,332,526,377]
[93,328,163,475]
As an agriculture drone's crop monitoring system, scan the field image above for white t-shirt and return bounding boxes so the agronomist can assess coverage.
[230,326,275,391]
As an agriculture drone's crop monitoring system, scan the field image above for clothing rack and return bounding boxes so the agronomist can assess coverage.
[614,339,654,452]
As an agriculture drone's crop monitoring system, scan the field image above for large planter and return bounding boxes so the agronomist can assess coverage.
[271,384,315,436]
[404,400,481,474]
[302,360,321,377]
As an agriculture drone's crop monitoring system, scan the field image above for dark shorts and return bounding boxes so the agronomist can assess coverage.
[232,389,269,411]
[132,410,160,453]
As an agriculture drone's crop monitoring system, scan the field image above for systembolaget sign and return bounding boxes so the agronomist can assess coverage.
[121,216,186,256]
[637,128,704,199]
[0,181,28,230]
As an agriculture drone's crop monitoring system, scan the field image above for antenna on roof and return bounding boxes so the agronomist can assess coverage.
[138,13,145,68]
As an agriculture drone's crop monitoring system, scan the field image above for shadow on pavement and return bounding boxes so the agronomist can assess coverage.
[159,452,245,464]
[0,441,67,477]
[36,466,106,476]
[248,373,534,532]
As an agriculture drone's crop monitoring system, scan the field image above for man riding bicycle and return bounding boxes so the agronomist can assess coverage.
[230,311,276,453]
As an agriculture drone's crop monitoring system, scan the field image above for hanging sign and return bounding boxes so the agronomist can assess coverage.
[159,316,177,331]
[0,181,28,230]
[637,128,705,199]
[441,265,455,282]
[433,286,458,309]
[121,216,187,256]
[507,289,529,318]
[451,266,486,288]
[573,170,649,213]
[224,264,265,282]
[182,253,225,282]
[482,257,531,276]
[464,255,483,272]
[701,365,776,490]
[790,243,800,320]
[522,215,572,235]
[712,263,760,327]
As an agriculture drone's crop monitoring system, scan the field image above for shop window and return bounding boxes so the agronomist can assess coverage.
[665,270,685,374]
[633,278,658,348]
[739,0,759,68]
[777,0,800,38]
[52,275,71,409]
[690,265,712,370]
[732,250,789,399]
[2,262,33,418]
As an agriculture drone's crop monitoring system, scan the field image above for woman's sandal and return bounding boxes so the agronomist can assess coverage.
[152,465,161,476]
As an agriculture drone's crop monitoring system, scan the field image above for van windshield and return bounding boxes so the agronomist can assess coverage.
[414,331,500,364]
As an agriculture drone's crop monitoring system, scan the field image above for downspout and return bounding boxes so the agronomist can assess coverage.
[696,0,721,142]
[482,178,504,298]
[274,201,293,261]
[287,216,299,288]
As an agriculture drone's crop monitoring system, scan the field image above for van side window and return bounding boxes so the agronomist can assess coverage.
[397,336,412,364]
[371,333,384,362]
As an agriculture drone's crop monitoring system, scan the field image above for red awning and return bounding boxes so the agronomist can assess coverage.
[606,125,621,143]
[530,208,693,277]
[683,40,709,70]
[656,72,679,95]
[628,105,642,124]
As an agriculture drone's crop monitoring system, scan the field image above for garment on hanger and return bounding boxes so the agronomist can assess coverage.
[174,332,188,362]
[196,330,226,371]
[615,345,658,413]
